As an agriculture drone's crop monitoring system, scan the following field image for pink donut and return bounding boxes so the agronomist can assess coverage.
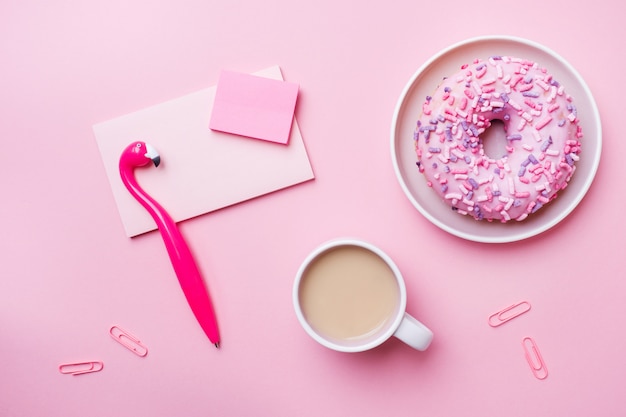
[414,56,583,222]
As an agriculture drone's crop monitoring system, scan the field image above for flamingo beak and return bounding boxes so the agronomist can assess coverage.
[144,143,161,167]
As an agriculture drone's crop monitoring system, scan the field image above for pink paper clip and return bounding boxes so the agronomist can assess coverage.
[109,325,148,357]
[488,301,531,327]
[522,337,548,380]
[59,361,104,376]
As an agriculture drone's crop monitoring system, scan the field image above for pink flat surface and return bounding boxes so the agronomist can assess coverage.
[1,1,623,416]
[209,69,299,144]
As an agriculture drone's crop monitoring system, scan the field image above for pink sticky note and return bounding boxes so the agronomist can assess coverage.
[209,69,299,144]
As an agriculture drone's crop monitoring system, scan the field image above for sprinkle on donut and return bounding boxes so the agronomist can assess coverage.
[413,56,582,222]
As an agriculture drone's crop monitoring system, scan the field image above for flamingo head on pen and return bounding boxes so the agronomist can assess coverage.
[119,141,161,169]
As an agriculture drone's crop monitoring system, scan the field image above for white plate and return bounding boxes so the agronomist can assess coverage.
[390,36,602,243]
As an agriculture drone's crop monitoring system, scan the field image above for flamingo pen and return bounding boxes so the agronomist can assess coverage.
[119,141,220,348]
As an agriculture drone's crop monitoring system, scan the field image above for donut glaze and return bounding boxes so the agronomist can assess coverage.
[414,56,583,222]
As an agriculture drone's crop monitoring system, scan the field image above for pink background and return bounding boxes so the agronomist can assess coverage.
[1,0,623,416]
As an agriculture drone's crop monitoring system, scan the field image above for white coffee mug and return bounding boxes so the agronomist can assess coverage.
[293,238,433,352]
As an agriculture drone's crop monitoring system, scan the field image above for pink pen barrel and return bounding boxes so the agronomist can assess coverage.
[155,209,221,346]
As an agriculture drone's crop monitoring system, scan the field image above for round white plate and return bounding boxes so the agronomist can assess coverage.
[390,36,602,243]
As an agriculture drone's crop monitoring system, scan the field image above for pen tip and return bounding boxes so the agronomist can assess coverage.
[215,342,220,349]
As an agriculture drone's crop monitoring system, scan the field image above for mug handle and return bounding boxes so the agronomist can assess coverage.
[393,313,434,351]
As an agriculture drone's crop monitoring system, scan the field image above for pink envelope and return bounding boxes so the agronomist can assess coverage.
[94,66,314,237]
[209,70,299,144]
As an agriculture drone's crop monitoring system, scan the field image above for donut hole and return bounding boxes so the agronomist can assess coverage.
[481,119,509,160]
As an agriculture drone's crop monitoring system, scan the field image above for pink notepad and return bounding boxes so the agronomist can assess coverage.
[94,66,314,237]
[209,70,299,144]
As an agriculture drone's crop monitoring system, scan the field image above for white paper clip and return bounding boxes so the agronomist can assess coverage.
[488,301,531,327]
[522,337,548,380]
[109,325,148,357]
[59,361,104,376]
